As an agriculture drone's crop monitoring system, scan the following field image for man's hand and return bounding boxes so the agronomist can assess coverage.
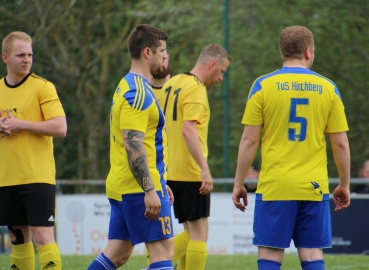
[0,110,23,137]
[232,185,248,212]
[144,190,161,220]
[199,169,213,195]
[0,111,12,138]
[332,185,350,211]
[166,185,174,205]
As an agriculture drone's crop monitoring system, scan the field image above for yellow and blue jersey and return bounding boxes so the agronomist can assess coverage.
[106,73,168,200]
[242,67,348,201]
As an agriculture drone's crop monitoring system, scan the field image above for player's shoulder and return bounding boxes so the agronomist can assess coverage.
[307,70,337,87]
[120,73,154,110]
[30,73,50,83]
[28,73,57,91]
[254,69,281,83]
[122,73,149,88]
[166,72,205,91]
[29,73,55,86]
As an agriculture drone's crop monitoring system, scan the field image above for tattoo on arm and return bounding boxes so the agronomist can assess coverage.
[124,130,155,192]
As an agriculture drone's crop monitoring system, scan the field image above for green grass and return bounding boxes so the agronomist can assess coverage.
[0,254,369,269]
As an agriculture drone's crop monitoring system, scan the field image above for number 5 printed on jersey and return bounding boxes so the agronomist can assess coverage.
[288,98,308,142]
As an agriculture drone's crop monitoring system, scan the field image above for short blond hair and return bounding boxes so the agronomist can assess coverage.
[2,31,32,54]
[197,44,231,64]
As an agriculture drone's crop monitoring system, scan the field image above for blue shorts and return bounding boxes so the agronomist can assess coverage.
[108,190,174,245]
[253,194,332,249]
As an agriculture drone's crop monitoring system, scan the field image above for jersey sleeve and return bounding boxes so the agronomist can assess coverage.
[326,88,349,133]
[241,81,263,125]
[120,88,152,133]
[39,81,66,120]
[182,85,207,123]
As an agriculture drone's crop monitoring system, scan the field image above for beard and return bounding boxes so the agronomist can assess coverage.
[153,65,171,79]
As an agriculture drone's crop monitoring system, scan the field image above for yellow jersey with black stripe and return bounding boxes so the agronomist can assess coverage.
[159,73,210,182]
[106,73,168,200]
[242,67,348,201]
[0,73,65,187]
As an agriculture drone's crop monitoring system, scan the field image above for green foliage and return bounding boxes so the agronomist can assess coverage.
[0,0,368,185]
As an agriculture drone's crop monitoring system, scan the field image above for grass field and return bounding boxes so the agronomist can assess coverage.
[1,254,369,270]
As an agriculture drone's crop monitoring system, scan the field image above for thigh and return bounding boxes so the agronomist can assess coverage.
[108,199,130,241]
[253,195,298,249]
[20,184,56,226]
[293,198,331,248]
[0,184,55,226]
[168,181,210,223]
[0,186,27,225]
[119,192,174,245]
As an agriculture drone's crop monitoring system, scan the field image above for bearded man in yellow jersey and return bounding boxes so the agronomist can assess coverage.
[0,32,67,270]
[160,44,231,270]
[232,26,351,270]
[88,24,174,270]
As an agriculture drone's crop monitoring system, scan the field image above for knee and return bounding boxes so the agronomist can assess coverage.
[31,227,55,247]
[8,226,25,245]
[298,248,323,261]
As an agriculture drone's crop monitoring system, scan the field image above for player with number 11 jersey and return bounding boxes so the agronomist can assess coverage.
[159,73,210,182]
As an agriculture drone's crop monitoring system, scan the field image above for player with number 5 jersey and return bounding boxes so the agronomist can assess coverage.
[244,66,348,201]
[232,26,351,270]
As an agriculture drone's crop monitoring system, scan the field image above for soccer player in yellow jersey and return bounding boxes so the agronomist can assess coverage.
[0,32,67,270]
[88,25,174,270]
[143,54,172,269]
[232,26,351,270]
[160,44,231,270]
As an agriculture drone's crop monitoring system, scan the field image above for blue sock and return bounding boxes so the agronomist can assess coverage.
[301,260,325,270]
[149,260,173,270]
[88,252,116,270]
[257,259,281,270]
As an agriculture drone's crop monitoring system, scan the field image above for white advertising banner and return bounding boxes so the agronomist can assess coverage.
[56,193,296,255]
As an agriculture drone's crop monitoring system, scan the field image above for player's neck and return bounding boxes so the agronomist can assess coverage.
[282,59,310,69]
[130,61,153,82]
[5,72,29,86]
[190,66,206,85]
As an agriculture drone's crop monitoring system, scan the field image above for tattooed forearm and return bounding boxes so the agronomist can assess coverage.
[123,130,155,192]
[130,154,155,192]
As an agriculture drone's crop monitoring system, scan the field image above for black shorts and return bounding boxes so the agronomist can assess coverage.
[0,183,56,226]
[167,180,210,223]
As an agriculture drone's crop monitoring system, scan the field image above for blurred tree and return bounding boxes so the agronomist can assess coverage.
[0,0,368,189]
[227,0,369,179]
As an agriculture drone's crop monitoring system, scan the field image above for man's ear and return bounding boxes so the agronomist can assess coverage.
[142,47,151,59]
[208,59,216,70]
[1,53,8,64]
[305,47,312,60]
